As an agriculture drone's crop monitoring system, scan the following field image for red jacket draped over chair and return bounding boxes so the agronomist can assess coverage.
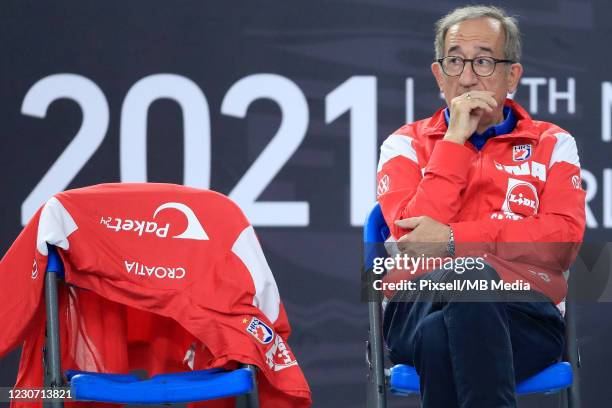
[0,183,311,407]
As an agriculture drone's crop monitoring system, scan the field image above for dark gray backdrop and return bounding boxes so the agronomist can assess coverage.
[2,1,612,406]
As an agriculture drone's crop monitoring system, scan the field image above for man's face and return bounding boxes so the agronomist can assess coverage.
[431,17,523,113]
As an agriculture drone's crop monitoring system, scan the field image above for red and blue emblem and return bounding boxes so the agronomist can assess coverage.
[513,144,531,161]
[246,317,274,344]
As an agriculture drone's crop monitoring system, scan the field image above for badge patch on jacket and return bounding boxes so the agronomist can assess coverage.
[513,144,531,161]
[377,174,390,196]
[246,317,274,344]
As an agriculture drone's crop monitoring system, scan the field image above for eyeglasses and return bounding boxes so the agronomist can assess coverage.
[436,56,515,77]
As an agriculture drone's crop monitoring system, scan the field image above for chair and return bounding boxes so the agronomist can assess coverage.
[364,203,581,408]
[44,244,260,407]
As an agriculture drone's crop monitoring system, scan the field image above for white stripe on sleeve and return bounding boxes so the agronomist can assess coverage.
[377,134,418,172]
[550,133,580,168]
[231,225,280,323]
[36,197,78,255]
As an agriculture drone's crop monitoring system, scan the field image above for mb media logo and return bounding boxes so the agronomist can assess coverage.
[100,202,209,240]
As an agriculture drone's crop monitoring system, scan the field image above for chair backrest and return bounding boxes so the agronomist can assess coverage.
[32,184,311,407]
[363,203,390,274]
[363,203,389,244]
[44,244,261,407]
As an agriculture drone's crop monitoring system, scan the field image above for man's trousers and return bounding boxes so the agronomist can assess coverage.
[383,263,565,408]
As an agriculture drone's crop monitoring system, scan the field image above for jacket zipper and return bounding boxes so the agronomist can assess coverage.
[475,149,483,217]
[473,140,497,218]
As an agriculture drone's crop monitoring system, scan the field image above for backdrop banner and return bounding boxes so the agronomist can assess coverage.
[2,1,611,406]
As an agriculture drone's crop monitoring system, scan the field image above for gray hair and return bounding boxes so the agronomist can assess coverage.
[434,5,521,62]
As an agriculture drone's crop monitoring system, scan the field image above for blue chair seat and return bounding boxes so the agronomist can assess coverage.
[65,367,254,404]
[389,362,572,396]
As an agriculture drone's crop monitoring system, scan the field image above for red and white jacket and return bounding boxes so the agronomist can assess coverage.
[376,99,586,304]
[0,183,311,408]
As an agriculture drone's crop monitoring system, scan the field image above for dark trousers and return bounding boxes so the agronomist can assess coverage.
[383,264,565,408]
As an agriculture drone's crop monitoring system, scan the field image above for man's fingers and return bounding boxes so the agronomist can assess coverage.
[462,92,498,110]
[477,102,493,114]
[397,233,412,243]
[467,99,493,113]
[452,94,496,115]
[466,90,497,104]
[465,95,496,111]
[395,217,422,230]
[397,234,415,255]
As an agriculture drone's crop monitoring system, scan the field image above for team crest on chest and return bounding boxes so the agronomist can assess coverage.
[512,144,532,161]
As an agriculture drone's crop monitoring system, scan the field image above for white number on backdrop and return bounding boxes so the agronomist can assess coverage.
[21,73,382,227]
[582,169,598,229]
[326,76,377,226]
[20,74,109,225]
[120,74,211,189]
[221,74,310,226]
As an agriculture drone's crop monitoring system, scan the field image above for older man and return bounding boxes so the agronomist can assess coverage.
[376,5,585,408]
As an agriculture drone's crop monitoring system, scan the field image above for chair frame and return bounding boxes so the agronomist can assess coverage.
[43,245,260,408]
[364,203,581,408]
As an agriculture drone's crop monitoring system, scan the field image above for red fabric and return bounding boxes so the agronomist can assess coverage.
[377,100,585,303]
[0,183,311,407]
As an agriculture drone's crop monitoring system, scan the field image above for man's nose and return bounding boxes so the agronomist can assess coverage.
[458,62,479,87]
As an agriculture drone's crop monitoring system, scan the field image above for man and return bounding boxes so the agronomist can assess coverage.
[376,5,585,408]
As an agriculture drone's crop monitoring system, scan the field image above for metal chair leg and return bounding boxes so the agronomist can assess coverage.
[564,297,580,408]
[242,364,259,408]
[366,300,386,408]
[44,269,64,408]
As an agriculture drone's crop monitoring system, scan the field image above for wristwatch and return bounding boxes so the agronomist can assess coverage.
[447,226,456,258]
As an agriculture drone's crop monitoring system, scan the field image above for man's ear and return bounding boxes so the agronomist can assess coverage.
[507,62,523,93]
[431,62,445,91]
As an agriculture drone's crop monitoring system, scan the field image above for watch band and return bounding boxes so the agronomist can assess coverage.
[447,226,456,258]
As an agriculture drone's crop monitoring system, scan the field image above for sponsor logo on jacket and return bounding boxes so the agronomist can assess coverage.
[100,202,209,240]
[377,174,390,196]
[513,144,531,161]
[265,334,298,372]
[571,175,582,189]
[124,260,186,279]
[501,178,539,217]
[494,160,546,182]
[246,317,274,344]
[490,211,523,221]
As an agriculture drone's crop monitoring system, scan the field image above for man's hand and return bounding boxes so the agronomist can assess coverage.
[445,90,498,144]
[395,216,451,258]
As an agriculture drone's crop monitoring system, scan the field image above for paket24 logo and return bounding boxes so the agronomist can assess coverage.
[100,202,209,240]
